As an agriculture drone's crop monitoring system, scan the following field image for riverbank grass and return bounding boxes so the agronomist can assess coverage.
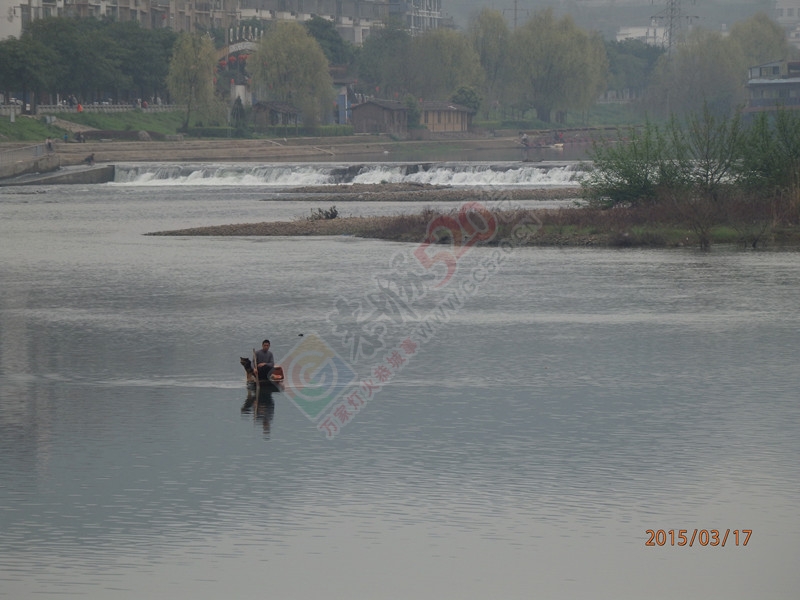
[0,114,66,141]
[54,110,186,135]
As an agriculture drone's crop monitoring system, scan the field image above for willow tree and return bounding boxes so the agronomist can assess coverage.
[355,21,412,99]
[728,12,797,67]
[250,21,334,127]
[604,38,664,102]
[643,12,794,120]
[167,32,217,131]
[408,28,484,102]
[508,9,608,122]
[643,29,746,118]
[468,8,510,118]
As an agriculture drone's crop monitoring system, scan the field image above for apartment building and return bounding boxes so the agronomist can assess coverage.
[3,0,396,44]
[775,1,800,28]
[388,0,444,35]
[775,1,800,50]
[745,59,800,113]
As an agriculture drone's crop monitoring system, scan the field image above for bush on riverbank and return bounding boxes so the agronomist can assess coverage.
[532,198,798,248]
[580,106,800,249]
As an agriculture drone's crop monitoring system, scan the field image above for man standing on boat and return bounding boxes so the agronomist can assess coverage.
[255,339,275,382]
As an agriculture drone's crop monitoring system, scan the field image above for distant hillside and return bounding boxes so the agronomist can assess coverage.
[443,0,776,38]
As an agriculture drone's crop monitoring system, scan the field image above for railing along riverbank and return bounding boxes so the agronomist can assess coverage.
[35,104,180,114]
[0,104,180,117]
[0,143,59,179]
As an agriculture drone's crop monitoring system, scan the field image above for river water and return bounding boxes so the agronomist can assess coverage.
[1,163,799,599]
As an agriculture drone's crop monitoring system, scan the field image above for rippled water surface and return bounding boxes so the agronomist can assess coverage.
[1,173,799,599]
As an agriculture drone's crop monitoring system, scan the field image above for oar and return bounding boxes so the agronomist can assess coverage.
[253,348,259,392]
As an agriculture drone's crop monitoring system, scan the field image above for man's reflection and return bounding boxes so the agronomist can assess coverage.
[242,385,276,436]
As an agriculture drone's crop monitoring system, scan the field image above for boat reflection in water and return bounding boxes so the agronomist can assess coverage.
[241,383,277,437]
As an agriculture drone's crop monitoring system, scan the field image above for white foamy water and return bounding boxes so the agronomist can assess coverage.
[113,163,337,186]
[111,161,586,188]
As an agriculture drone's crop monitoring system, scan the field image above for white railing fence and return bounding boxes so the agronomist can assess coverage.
[0,143,48,169]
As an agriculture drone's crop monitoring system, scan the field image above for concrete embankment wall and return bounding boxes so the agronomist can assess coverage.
[0,145,60,179]
[0,164,115,186]
[38,165,115,185]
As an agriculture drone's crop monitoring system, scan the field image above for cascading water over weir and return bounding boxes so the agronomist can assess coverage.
[111,161,587,188]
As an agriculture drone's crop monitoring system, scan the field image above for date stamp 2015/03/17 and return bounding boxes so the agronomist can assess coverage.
[645,529,752,547]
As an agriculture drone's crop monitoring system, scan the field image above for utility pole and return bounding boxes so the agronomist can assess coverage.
[502,0,528,29]
[651,0,698,55]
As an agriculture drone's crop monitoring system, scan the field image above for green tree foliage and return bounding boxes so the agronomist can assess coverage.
[167,32,218,131]
[728,12,796,67]
[22,17,127,103]
[584,115,719,248]
[304,16,355,66]
[361,11,630,123]
[574,31,610,117]
[670,107,746,248]
[583,108,747,210]
[355,21,412,99]
[643,13,793,119]
[106,22,176,102]
[730,109,800,244]
[604,39,664,98]
[1,17,176,105]
[581,121,678,207]
[645,30,745,118]
[467,8,509,117]
[580,47,800,248]
[739,109,800,193]
[0,41,13,100]
[201,27,229,50]
[250,21,334,127]
[508,9,608,122]
[0,35,56,109]
[409,29,483,102]
[658,29,747,115]
[231,96,246,132]
[675,105,743,199]
[451,86,481,113]
[405,94,421,128]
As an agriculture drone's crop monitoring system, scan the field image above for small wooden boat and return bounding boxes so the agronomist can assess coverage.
[266,366,285,384]
[242,356,284,392]
[258,366,284,391]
